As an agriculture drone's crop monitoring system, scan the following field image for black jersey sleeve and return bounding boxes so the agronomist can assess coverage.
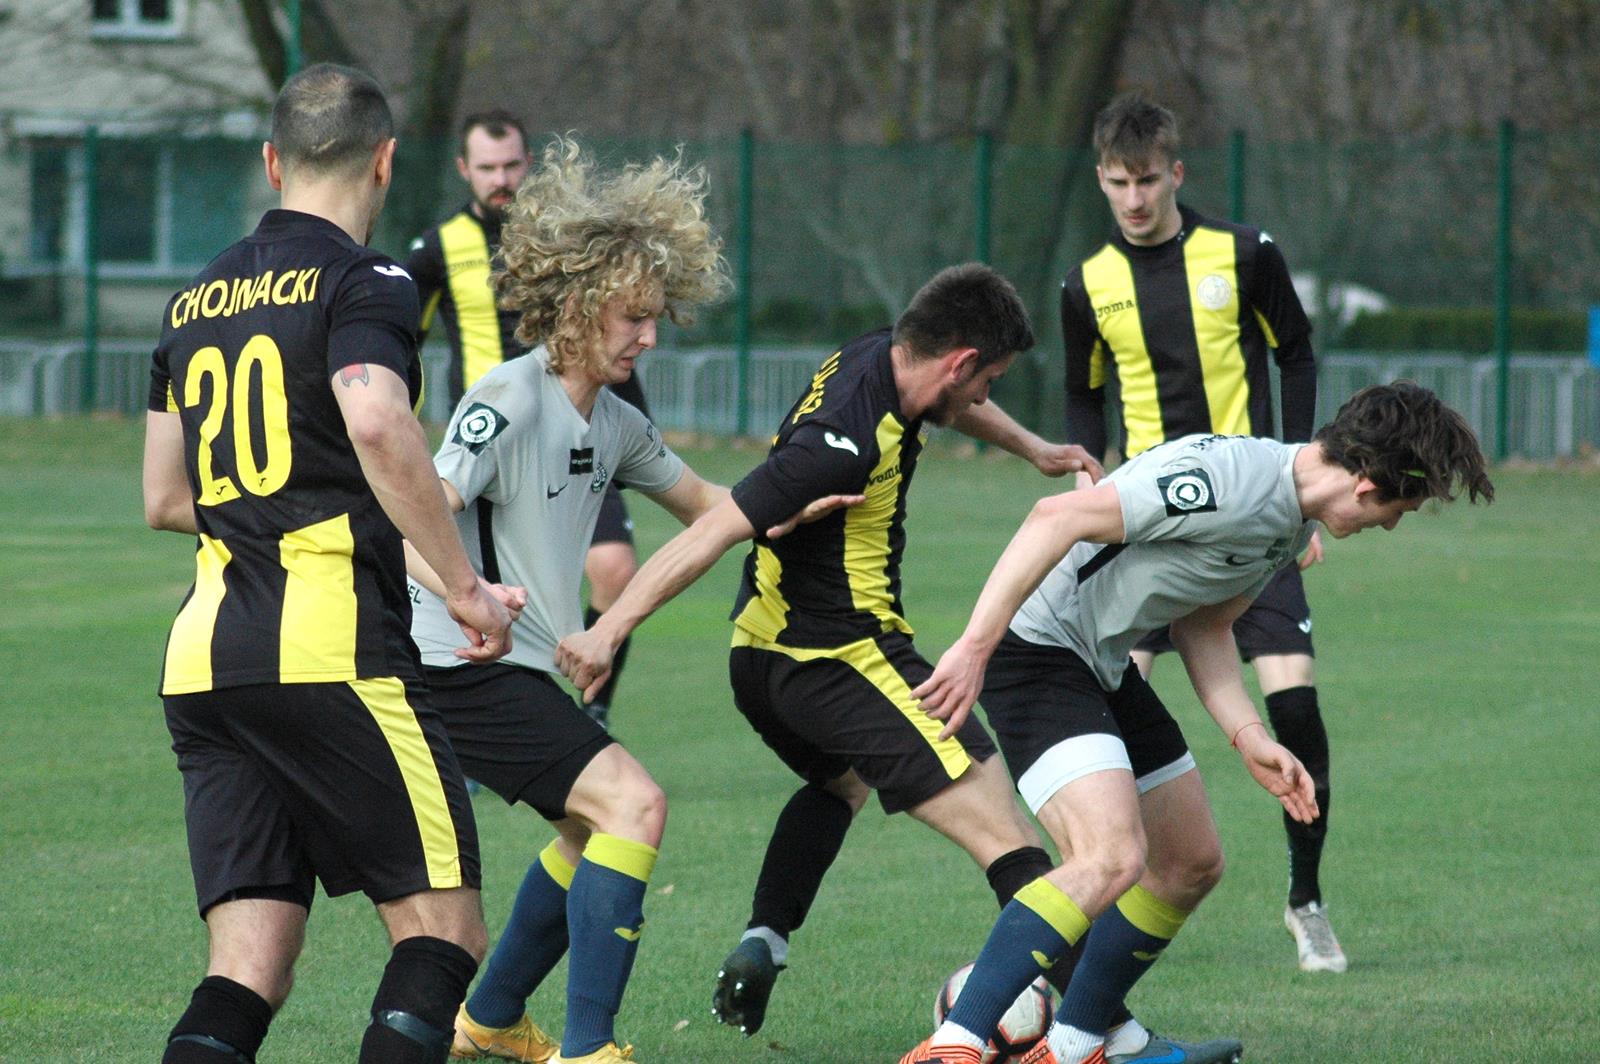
[1060,275,1110,460]
[731,422,875,536]
[404,229,446,337]
[1248,236,1316,443]
[148,316,175,413]
[326,256,422,384]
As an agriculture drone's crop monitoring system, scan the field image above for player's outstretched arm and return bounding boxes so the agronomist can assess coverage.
[1170,596,1318,824]
[557,490,863,701]
[333,363,512,662]
[648,467,733,526]
[916,483,1126,738]
[952,400,1105,482]
[142,410,198,534]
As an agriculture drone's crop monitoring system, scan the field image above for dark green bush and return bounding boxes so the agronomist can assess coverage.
[1339,307,1585,353]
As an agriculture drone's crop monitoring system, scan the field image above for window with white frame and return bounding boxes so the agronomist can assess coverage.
[25,135,255,275]
[90,0,185,40]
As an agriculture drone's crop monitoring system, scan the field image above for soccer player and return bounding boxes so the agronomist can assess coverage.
[1061,93,1347,973]
[403,136,805,1064]
[899,382,1494,1064]
[407,110,653,731]
[553,264,1105,1044]
[142,64,513,1064]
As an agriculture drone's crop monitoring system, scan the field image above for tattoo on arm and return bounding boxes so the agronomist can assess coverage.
[338,364,371,387]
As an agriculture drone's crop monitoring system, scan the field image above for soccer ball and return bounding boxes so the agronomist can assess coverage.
[933,961,1054,1064]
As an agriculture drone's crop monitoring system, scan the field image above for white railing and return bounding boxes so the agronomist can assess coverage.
[5,339,1597,460]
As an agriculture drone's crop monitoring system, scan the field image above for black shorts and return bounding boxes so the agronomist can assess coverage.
[589,484,635,547]
[165,679,480,918]
[1135,563,1314,660]
[980,631,1193,814]
[728,628,997,815]
[423,662,614,821]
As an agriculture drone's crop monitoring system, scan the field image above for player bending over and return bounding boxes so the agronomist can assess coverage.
[898,381,1493,1064]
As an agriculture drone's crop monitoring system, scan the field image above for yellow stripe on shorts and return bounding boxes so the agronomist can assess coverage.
[730,630,971,781]
[350,676,463,889]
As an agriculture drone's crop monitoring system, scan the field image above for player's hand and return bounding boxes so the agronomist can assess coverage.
[555,627,616,704]
[487,580,527,621]
[912,637,993,741]
[1297,528,1325,570]
[1234,726,1319,824]
[766,493,866,539]
[447,580,514,663]
[1031,443,1105,483]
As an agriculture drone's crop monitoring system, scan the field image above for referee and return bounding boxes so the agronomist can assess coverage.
[1060,93,1347,980]
[407,110,651,729]
[142,65,511,1063]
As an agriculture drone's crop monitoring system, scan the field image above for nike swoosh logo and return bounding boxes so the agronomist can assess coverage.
[546,483,568,498]
[1129,1047,1186,1063]
[1132,949,1162,961]
[1224,554,1254,566]
[614,926,642,942]
[824,432,859,455]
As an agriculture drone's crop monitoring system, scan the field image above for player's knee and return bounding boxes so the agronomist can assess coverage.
[591,772,667,847]
[1182,840,1225,897]
[1074,832,1148,903]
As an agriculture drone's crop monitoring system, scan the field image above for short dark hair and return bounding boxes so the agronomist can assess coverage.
[893,263,1034,368]
[1315,381,1494,504]
[269,63,393,178]
[459,109,529,158]
[1093,93,1179,172]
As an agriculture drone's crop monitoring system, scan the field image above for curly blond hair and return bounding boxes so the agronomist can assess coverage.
[494,135,730,375]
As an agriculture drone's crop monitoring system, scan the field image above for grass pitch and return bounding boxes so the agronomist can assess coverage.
[1,416,1595,1062]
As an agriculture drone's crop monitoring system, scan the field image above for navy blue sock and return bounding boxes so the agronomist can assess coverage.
[1057,886,1188,1035]
[468,839,575,1028]
[947,878,1089,1042]
[563,834,657,1057]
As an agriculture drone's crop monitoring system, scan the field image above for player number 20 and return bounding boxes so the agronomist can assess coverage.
[183,334,293,505]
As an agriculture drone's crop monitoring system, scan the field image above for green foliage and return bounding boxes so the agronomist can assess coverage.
[2,418,1597,1061]
[1339,306,1586,352]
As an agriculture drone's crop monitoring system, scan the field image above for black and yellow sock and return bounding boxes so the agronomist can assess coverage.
[563,833,657,1057]
[1056,885,1189,1035]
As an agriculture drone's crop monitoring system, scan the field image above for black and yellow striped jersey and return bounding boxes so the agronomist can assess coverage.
[729,329,922,649]
[406,204,523,405]
[148,209,425,695]
[1061,205,1315,461]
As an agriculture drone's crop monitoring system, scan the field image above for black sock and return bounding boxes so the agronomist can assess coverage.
[748,784,854,939]
[585,605,631,708]
[1265,686,1331,908]
[164,976,272,1063]
[360,936,479,1064]
[985,846,1054,908]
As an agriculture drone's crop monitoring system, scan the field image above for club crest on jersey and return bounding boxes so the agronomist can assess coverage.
[1158,468,1217,516]
[1196,274,1233,310]
[590,458,610,493]
[453,403,508,453]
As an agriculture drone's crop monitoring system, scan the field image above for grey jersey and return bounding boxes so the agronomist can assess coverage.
[1010,434,1315,689]
[410,348,685,673]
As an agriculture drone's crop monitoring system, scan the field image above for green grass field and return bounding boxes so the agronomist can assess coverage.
[2,416,1596,1063]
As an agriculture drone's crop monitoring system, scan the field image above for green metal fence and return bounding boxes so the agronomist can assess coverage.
[3,119,1595,456]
